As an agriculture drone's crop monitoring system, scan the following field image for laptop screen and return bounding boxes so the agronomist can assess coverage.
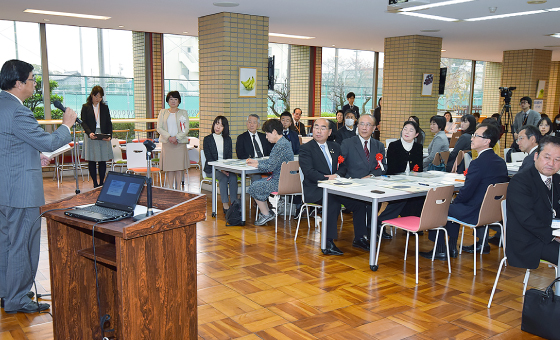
[96,172,146,211]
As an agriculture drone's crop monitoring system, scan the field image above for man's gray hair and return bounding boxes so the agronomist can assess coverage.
[248,114,260,123]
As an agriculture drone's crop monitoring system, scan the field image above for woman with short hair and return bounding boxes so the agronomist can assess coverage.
[423,115,449,170]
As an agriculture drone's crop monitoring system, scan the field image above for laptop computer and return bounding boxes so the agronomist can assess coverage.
[65,171,146,222]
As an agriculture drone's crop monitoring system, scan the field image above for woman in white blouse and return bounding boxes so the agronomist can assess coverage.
[444,111,457,138]
[156,91,190,189]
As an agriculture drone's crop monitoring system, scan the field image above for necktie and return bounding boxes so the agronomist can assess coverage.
[320,144,332,173]
[546,177,552,190]
[364,140,370,162]
[284,131,290,141]
[252,134,263,158]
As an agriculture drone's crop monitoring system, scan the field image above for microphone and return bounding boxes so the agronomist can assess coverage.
[53,100,82,125]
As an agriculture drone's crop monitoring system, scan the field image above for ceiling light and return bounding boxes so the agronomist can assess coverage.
[183,31,188,34]
[399,12,458,22]
[269,33,315,39]
[43,19,50,22]
[548,7,560,11]
[24,9,110,20]
[548,33,560,38]
[399,0,474,12]
[213,2,239,7]
[489,7,497,13]
[441,49,446,52]
[465,9,546,21]
[528,0,547,4]
[118,25,124,28]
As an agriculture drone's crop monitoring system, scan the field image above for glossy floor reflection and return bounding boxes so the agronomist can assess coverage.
[0,170,551,339]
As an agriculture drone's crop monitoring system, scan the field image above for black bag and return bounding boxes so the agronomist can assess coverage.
[521,276,560,340]
[225,200,243,226]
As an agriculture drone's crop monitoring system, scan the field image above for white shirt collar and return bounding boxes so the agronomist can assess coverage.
[478,148,491,155]
[358,135,370,149]
[528,145,538,154]
[539,172,552,186]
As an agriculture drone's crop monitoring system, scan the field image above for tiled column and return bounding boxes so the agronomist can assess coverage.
[481,62,502,117]
[133,32,147,137]
[383,35,442,144]
[198,12,269,151]
[152,34,164,119]
[311,47,322,118]
[546,61,560,117]
[501,49,552,148]
[289,45,310,116]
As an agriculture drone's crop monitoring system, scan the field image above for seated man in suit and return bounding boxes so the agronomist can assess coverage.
[280,111,300,155]
[420,123,509,260]
[335,111,357,145]
[336,114,387,250]
[517,125,540,172]
[506,136,560,269]
[292,108,306,136]
[236,114,273,183]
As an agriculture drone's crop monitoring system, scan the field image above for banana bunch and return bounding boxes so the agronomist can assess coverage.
[241,76,255,91]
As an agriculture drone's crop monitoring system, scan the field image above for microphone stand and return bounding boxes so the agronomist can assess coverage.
[133,148,154,221]
[72,123,81,195]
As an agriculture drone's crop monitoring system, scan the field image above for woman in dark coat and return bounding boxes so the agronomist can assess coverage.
[81,85,113,187]
[446,114,476,172]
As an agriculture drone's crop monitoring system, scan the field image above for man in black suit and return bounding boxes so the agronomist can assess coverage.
[506,136,560,269]
[517,125,540,172]
[300,118,369,255]
[341,92,359,121]
[336,114,387,250]
[420,123,509,260]
[293,108,306,136]
[280,111,300,155]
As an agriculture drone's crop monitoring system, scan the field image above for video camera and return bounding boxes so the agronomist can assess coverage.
[499,86,516,104]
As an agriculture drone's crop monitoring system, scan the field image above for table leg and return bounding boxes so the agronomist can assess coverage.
[211,165,216,218]
[240,170,246,226]
[321,187,328,251]
[369,198,379,271]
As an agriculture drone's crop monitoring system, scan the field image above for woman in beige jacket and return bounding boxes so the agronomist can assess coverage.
[157,91,190,189]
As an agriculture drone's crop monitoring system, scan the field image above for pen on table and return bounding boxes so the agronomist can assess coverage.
[418,183,430,186]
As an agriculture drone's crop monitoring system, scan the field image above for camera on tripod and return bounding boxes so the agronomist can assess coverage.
[499,86,516,103]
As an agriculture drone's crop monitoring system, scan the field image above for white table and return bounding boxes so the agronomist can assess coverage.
[506,162,522,176]
[208,159,264,224]
[552,228,560,296]
[318,171,465,271]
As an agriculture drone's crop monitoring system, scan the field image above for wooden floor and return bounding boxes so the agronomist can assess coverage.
[0,170,551,339]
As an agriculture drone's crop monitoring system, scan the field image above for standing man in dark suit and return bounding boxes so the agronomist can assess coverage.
[517,125,540,172]
[300,118,369,255]
[506,136,560,269]
[420,123,509,260]
[511,96,540,152]
[0,60,76,313]
[280,111,300,155]
[341,92,360,121]
[236,114,272,183]
[292,108,306,136]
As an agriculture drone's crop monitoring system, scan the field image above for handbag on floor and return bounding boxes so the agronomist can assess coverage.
[521,276,560,340]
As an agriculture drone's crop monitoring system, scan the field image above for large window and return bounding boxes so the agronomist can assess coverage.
[0,20,41,67]
[321,48,376,116]
[439,58,485,115]
[267,43,289,116]
[163,34,199,116]
[46,25,134,118]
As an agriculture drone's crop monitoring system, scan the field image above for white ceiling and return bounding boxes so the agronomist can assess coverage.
[2,0,560,62]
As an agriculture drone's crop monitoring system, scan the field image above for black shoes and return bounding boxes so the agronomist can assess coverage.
[1,291,35,308]
[5,300,50,314]
[488,236,502,247]
[380,230,392,240]
[322,240,344,256]
[352,235,370,251]
[419,248,458,261]
[463,244,491,254]
[223,207,229,215]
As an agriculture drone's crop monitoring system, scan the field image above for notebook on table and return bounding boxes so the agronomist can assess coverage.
[65,171,146,222]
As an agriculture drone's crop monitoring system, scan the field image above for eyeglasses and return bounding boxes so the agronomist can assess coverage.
[472,134,488,139]
[24,76,36,84]
[520,101,529,105]
[359,122,373,127]
[516,136,526,142]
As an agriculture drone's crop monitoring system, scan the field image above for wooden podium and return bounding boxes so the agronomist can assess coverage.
[41,187,206,339]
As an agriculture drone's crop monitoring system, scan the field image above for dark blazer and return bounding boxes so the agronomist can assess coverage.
[294,121,306,136]
[518,148,537,172]
[236,131,272,159]
[335,126,357,145]
[300,140,341,203]
[203,134,233,175]
[80,102,112,136]
[386,139,423,175]
[448,149,509,225]
[446,133,471,172]
[341,104,360,121]
[506,166,560,269]
[283,129,300,155]
[338,136,386,178]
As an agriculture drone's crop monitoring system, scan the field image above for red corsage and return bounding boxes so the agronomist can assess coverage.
[338,156,344,165]
[463,169,468,176]
[374,153,385,171]
[412,164,419,172]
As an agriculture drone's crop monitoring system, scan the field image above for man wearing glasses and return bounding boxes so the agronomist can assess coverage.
[512,96,540,152]
[0,60,77,314]
[420,123,508,260]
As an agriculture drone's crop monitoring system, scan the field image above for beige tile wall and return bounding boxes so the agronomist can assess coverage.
[546,61,560,119]
[133,32,147,137]
[152,33,164,119]
[289,45,310,117]
[312,47,322,118]
[383,35,442,145]
[198,12,269,153]
[481,62,502,118]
